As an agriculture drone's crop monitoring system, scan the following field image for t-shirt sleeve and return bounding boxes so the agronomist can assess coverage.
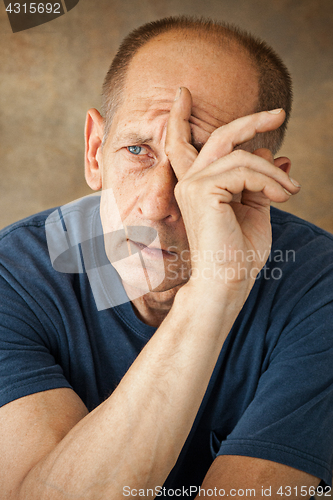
[0,268,73,408]
[217,267,333,486]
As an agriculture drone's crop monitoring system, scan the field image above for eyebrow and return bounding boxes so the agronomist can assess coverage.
[111,132,154,145]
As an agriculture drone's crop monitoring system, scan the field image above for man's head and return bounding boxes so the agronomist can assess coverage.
[101,16,292,155]
[85,16,292,300]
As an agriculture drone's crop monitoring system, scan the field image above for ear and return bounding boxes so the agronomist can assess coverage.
[274,156,292,175]
[85,108,105,191]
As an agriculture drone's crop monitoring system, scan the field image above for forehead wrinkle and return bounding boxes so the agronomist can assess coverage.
[140,96,234,136]
[190,100,235,129]
[189,114,222,135]
[122,82,237,128]
[123,85,174,112]
[111,108,170,147]
[137,92,233,125]
[112,86,245,151]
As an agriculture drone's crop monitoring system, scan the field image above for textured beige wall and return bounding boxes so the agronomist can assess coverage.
[1,0,333,232]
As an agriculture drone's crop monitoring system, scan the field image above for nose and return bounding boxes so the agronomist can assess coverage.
[137,158,181,223]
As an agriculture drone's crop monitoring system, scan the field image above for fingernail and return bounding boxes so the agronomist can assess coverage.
[289,177,301,188]
[283,188,292,196]
[268,108,283,114]
[174,87,182,101]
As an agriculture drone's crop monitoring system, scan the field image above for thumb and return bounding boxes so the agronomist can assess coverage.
[165,87,198,180]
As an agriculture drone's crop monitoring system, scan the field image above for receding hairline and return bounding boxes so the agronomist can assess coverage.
[127,27,258,76]
[103,26,259,128]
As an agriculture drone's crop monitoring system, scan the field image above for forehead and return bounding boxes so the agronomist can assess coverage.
[110,32,258,137]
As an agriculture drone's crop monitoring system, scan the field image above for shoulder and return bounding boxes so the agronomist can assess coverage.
[0,194,102,314]
[0,194,101,246]
[246,209,333,338]
[0,194,101,266]
[270,206,333,249]
[0,208,56,284]
[0,208,52,244]
[269,207,333,281]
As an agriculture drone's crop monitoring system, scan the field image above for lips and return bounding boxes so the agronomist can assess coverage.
[129,239,176,258]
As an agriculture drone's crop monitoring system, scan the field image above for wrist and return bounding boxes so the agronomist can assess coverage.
[183,271,254,303]
[174,277,252,329]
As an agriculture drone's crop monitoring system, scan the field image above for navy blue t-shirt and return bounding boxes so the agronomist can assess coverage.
[0,195,333,494]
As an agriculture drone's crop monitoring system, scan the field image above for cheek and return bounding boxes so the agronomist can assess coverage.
[101,169,143,228]
[102,150,146,192]
[101,149,151,223]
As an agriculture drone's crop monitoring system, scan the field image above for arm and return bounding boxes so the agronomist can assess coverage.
[197,455,320,500]
[165,88,321,498]
[9,281,248,499]
[1,89,300,499]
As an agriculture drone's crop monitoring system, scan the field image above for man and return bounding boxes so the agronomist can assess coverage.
[0,16,332,499]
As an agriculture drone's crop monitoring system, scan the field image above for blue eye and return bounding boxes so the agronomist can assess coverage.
[128,146,143,155]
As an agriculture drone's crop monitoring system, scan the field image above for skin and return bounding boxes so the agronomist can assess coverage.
[0,31,319,500]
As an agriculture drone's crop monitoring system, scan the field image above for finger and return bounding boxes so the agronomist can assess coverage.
[165,87,199,180]
[187,149,300,196]
[273,156,302,189]
[201,168,295,205]
[255,151,296,184]
[190,109,286,174]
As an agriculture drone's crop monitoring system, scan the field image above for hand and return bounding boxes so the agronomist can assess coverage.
[165,87,300,292]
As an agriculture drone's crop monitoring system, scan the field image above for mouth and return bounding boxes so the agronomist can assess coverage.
[128,239,177,259]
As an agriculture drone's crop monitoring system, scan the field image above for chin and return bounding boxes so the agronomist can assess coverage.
[112,258,162,295]
[147,278,188,294]
[113,258,189,298]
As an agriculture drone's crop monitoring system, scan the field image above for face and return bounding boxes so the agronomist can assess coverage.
[87,32,258,302]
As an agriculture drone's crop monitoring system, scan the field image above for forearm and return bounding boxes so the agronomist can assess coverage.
[19,283,248,499]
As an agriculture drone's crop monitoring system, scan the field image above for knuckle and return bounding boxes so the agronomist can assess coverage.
[186,178,201,196]
[164,142,177,158]
[232,165,253,181]
[209,126,230,145]
[210,126,225,138]
[174,178,187,197]
[174,178,183,192]
[176,177,199,198]
[234,165,247,175]
[174,182,181,200]
[164,143,171,156]
[230,149,248,161]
